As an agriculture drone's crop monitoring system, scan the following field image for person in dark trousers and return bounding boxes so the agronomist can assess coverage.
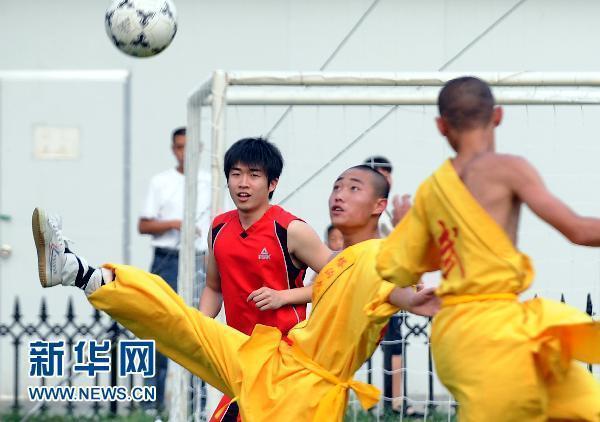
[138,126,211,410]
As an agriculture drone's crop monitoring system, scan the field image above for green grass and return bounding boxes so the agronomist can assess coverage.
[0,410,159,422]
[345,408,456,421]
[2,408,456,421]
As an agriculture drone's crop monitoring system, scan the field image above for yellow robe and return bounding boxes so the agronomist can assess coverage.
[88,239,398,421]
[377,159,600,421]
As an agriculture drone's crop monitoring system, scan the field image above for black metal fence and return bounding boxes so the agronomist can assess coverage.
[2,292,597,418]
[0,296,140,417]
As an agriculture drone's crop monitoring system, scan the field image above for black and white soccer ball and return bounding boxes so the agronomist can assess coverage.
[105,0,177,58]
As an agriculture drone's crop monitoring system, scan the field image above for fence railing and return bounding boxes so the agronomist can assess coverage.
[0,296,140,416]
[2,292,597,418]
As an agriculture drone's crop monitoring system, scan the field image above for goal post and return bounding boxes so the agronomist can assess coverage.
[175,71,600,420]
[192,70,600,221]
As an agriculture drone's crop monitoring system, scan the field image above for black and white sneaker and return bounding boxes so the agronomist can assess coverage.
[32,208,79,288]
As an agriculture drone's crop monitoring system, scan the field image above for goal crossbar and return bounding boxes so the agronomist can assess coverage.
[175,70,600,420]
[189,71,600,107]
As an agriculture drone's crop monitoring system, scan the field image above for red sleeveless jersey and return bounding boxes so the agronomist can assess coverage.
[211,205,307,336]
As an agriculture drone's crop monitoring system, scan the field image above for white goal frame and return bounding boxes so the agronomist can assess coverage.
[174,71,600,421]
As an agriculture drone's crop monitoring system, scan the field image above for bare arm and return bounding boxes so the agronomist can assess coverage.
[138,218,181,235]
[247,285,312,311]
[198,229,223,317]
[510,157,600,246]
[388,286,440,317]
[391,194,412,226]
[287,220,334,272]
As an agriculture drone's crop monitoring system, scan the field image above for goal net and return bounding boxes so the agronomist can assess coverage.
[173,71,600,421]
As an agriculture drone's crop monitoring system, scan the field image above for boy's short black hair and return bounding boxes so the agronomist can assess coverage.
[224,137,284,199]
[349,164,390,199]
[438,76,495,130]
[363,156,393,174]
[172,127,186,143]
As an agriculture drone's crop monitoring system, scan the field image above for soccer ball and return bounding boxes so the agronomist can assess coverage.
[105,0,178,58]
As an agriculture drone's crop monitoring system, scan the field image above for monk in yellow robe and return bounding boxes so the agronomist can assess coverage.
[377,76,600,421]
[32,165,438,421]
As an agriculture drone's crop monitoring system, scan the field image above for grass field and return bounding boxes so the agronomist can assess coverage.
[345,409,456,421]
[1,408,456,421]
[0,410,157,422]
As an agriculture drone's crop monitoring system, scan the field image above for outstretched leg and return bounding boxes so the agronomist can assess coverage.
[32,208,245,398]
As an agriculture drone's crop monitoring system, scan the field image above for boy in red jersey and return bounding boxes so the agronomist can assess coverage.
[199,137,333,420]
[32,161,438,421]
[33,162,438,421]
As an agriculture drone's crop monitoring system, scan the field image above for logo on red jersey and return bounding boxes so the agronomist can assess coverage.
[258,247,271,260]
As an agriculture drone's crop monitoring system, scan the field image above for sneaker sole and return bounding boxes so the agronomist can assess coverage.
[32,207,48,287]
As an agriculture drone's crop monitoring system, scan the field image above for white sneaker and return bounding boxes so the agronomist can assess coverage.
[32,207,79,287]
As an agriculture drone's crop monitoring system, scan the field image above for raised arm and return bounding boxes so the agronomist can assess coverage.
[198,228,223,317]
[391,194,412,226]
[509,157,600,246]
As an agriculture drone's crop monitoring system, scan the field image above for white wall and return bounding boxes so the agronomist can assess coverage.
[2,0,600,266]
[1,0,599,406]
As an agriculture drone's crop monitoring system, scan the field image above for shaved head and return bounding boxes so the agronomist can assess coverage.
[347,165,390,199]
[438,76,495,130]
[329,166,389,237]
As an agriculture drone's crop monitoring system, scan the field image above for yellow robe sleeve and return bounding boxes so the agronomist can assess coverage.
[376,181,440,287]
[364,281,401,321]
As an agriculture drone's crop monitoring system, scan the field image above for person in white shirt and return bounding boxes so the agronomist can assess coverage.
[138,126,211,411]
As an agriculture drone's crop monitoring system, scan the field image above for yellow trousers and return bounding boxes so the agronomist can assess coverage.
[89,264,246,399]
[87,263,379,421]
